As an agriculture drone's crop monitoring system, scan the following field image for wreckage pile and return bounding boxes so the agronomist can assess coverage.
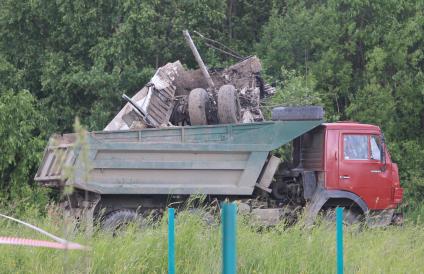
[104,31,275,131]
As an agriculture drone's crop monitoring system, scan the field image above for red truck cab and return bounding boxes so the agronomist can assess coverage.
[291,122,403,225]
[323,122,403,210]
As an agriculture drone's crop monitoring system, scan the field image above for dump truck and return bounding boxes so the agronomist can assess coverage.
[35,106,403,229]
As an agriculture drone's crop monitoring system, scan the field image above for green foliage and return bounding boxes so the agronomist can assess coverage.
[0,56,22,91]
[346,81,396,131]
[267,68,320,108]
[0,90,49,214]
[390,141,424,211]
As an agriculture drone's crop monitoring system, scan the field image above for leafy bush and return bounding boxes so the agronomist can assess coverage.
[262,67,321,119]
[0,90,49,215]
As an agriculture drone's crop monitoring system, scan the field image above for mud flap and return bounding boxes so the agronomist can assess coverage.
[304,188,328,226]
[392,212,404,225]
[366,209,395,228]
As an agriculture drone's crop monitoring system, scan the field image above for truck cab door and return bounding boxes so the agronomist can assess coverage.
[338,132,393,209]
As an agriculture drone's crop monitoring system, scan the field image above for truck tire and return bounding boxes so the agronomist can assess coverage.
[271,106,324,121]
[102,209,142,232]
[271,181,287,200]
[188,88,209,125]
[217,84,241,124]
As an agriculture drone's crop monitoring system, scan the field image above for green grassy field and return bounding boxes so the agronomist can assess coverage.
[0,209,423,274]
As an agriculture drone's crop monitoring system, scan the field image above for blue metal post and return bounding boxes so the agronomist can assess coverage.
[222,202,237,274]
[168,208,175,274]
[336,207,344,274]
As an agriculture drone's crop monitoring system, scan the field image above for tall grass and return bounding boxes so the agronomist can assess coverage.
[0,209,423,274]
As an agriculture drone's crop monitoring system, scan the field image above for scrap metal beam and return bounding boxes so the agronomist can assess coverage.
[183,30,215,88]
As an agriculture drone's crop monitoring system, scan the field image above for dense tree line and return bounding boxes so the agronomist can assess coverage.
[0,0,423,213]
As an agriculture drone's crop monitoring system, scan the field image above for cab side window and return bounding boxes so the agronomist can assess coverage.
[344,135,368,160]
[370,135,381,160]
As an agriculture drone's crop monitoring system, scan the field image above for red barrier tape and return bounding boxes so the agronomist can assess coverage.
[0,237,86,250]
[0,213,88,250]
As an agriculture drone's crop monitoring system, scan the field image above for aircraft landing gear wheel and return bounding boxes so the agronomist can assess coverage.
[217,84,241,124]
[188,88,209,125]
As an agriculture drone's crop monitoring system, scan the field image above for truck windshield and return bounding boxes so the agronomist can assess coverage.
[344,135,368,160]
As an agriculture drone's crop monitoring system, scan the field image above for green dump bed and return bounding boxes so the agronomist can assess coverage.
[35,120,322,195]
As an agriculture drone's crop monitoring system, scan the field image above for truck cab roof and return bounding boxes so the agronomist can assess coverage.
[323,122,381,131]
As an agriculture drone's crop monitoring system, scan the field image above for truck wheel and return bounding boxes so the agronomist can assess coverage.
[217,84,241,124]
[188,88,209,125]
[271,181,287,200]
[102,209,142,232]
[271,106,324,121]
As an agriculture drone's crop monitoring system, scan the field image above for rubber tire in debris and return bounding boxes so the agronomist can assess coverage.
[271,106,324,121]
[188,88,209,125]
[217,84,241,124]
[102,209,141,232]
